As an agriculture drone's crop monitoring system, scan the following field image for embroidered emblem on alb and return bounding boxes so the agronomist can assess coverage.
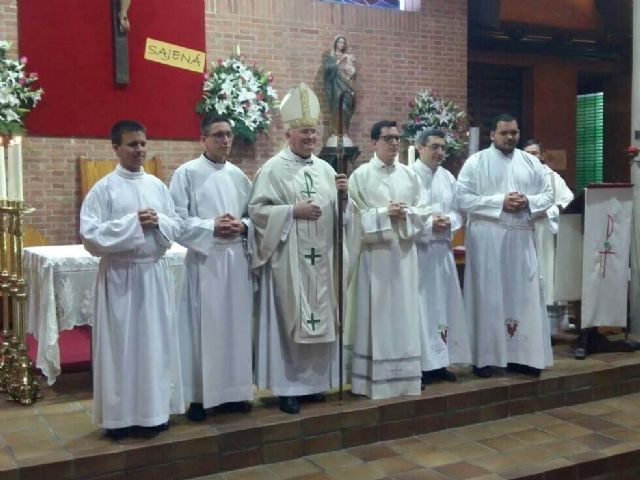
[438,325,448,344]
[505,318,519,338]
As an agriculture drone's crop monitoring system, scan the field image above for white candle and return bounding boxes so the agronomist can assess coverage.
[7,137,23,202]
[0,138,6,200]
[407,145,416,166]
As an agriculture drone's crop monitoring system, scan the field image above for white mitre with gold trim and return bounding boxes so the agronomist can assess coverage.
[280,82,320,130]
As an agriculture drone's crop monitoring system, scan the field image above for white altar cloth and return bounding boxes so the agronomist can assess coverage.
[24,244,187,384]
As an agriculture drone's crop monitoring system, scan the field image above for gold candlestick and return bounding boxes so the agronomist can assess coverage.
[0,202,15,392]
[6,201,40,404]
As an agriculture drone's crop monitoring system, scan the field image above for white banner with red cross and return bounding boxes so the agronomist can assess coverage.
[581,185,633,328]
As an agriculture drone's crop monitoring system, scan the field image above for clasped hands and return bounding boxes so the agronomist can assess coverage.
[138,208,159,229]
[388,201,407,220]
[432,215,451,232]
[503,192,529,213]
[214,213,246,238]
[292,174,348,221]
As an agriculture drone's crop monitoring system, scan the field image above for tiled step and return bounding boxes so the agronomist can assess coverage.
[188,394,640,480]
[1,347,640,479]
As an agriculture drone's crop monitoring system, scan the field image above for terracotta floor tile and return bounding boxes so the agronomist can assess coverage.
[405,447,460,467]
[368,456,421,475]
[386,437,430,454]
[446,442,496,460]
[394,468,449,480]
[268,459,322,480]
[573,432,622,451]
[453,424,498,441]
[287,474,335,480]
[466,476,504,480]
[9,440,64,462]
[469,454,524,474]
[40,410,92,429]
[224,465,279,480]
[537,439,591,457]
[598,442,640,456]
[506,446,558,465]
[509,428,557,445]
[307,451,362,470]
[542,421,593,439]
[546,407,585,422]
[572,416,620,432]
[517,413,563,428]
[417,431,467,447]
[348,444,397,462]
[327,463,387,480]
[32,400,85,415]
[600,427,640,443]
[0,415,47,434]
[434,460,491,480]
[2,427,57,446]
[597,410,640,428]
[485,418,530,435]
[569,402,617,416]
[478,435,527,453]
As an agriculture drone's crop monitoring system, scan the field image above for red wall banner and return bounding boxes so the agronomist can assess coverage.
[18,0,206,139]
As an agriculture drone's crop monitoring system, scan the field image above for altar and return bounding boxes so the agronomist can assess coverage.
[23,244,187,384]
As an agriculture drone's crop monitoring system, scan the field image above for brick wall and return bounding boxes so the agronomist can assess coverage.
[1,0,467,244]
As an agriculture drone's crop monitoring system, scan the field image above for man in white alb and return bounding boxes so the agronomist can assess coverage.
[523,139,574,335]
[170,114,254,421]
[80,120,184,439]
[347,120,431,399]
[457,114,554,378]
[412,128,471,387]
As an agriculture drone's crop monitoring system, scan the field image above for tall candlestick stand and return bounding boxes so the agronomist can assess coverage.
[3,201,39,404]
[0,201,15,392]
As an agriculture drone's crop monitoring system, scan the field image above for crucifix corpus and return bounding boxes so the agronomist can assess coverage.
[112,0,131,84]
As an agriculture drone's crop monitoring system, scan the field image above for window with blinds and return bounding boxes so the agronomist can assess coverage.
[576,93,604,191]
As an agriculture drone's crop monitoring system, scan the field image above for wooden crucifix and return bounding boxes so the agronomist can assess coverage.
[112,0,131,84]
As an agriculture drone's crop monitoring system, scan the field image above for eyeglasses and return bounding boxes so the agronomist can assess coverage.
[379,135,401,144]
[205,131,234,140]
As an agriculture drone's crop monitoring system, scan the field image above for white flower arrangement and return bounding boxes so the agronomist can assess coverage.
[403,89,468,157]
[0,41,44,135]
[196,55,278,142]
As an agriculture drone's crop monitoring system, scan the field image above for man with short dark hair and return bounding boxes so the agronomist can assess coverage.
[347,120,431,399]
[457,114,554,379]
[170,113,254,421]
[412,129,471,388]
[80,120,185,439]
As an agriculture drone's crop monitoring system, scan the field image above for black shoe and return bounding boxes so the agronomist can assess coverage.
[435,368,457,382]
[149,421,170,433]
[301,393,326,403]
[105,427,129,440]
[279,396,300,414]
[186,402,207,422]
[507,363,541,378]
[472,365,493,378]
[520,365,542,378]
[222,401,252,413]
[506,362,522,373]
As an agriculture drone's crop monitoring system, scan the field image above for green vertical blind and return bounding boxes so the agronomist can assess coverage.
[575,93,604,191]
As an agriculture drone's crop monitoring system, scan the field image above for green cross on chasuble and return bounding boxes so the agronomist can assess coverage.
[301,172,316,197]
[306,313,321,331]
[304,248,322,265]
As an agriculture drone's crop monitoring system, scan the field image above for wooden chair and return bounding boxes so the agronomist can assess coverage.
[78,155,163,198]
